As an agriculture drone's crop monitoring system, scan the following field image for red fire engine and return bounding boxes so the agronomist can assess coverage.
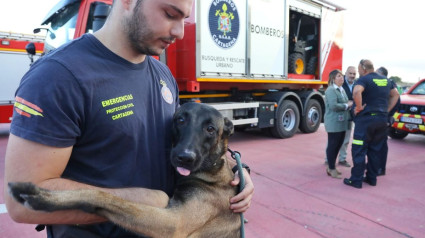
[0,32,44,123]
[1,0,345,138]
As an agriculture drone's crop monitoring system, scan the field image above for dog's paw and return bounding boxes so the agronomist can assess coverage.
[8,182,53,211]
[8,182,39,203]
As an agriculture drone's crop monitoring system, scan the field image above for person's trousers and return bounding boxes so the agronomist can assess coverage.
[338,122,353,161]
[380,130,389,174]
[326,131,346,170]
[350,114,388,184]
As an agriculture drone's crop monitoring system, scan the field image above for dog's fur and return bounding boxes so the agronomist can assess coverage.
[8,102,241,238]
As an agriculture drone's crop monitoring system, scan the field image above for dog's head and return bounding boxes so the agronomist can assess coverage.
[171,102,234,176]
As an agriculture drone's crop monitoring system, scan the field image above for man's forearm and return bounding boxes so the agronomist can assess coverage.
[353,92,362,109]
[6,177,169,225]
[388,89,400,112]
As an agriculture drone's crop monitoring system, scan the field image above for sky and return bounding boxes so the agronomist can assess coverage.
[1,0,424,83]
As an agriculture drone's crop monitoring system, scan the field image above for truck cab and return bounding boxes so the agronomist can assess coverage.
[35,0,111,54]
[389,78,425,139]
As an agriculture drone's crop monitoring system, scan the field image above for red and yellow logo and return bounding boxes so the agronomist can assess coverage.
[13,96,44,118]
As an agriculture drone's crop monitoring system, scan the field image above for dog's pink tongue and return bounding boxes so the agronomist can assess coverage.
[177,167,191,176]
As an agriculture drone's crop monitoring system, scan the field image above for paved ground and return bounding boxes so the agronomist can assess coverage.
[1,123,424,238]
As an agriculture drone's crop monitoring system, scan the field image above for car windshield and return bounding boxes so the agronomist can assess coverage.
[411,81,425,95]
[43,2,80,53]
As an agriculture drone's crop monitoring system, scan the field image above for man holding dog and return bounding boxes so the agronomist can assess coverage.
[4,0,254,237]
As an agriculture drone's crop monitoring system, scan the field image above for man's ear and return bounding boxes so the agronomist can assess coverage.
[223,117,234,138]
[121,0,133,11]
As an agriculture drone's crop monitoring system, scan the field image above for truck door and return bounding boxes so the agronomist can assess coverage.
[320,7,344,81]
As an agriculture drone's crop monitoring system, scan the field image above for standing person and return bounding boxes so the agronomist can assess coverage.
[376,66,400,176]
[324,69,353,179]
[343,59,399,189]
[325,66,356,167]
[4,0,254,237]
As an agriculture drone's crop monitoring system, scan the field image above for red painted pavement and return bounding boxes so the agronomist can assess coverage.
[1,123,424,237]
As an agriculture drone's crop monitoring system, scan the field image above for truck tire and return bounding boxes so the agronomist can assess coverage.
[306,56,317,75]
[288,53,305,75]
[388,127,408,139]
[270,100,300,138]
[299,99,322,133]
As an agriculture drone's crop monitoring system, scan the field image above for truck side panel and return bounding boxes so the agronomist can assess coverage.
[320,7,344,81]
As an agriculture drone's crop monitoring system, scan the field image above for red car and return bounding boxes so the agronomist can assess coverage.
[389,78,425,139]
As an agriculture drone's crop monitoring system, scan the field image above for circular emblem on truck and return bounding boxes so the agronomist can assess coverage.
[410,106,418,112]
[208,0,240,49]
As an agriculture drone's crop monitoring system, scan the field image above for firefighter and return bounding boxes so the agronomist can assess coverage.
[343,59,399,189]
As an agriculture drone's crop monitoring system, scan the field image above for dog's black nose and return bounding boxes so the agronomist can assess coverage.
[176,151,196,165]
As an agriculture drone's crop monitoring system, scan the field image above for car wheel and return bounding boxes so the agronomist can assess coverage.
[388,127,408,139]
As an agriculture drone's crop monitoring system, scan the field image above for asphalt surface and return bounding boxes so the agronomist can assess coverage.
[1,123,424,238]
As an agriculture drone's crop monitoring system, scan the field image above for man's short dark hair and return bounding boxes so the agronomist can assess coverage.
[376,67,388,77]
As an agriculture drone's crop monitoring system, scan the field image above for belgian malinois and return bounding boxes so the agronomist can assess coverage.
[8,102,242,238]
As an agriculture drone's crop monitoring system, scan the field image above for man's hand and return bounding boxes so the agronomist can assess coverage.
[229,169,254,213]
[354,103,366,115]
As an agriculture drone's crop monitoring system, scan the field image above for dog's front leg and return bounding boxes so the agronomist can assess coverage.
[8,182,184,238]
[8,182,110,213]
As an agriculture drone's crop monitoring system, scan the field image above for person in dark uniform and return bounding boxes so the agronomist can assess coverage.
[376,66,400,176]
[4,0,254,237]
[343,59,399,189]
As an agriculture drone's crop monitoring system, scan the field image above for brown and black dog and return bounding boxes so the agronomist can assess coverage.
[8,102,241,238]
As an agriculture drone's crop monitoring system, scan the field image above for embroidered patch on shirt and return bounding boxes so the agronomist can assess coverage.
[160,79,173,104]
[14,96,44,118]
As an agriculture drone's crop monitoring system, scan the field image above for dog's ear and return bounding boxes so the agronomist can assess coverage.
[223,117,234,138]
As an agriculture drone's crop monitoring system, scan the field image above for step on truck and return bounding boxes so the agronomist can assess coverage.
[2,0,345,139]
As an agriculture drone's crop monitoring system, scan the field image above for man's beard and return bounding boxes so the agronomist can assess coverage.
[124,1,159,56]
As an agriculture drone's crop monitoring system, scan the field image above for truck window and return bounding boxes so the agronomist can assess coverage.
[44,2,80,52]
[411,81,425,95]
[85,2,112,34]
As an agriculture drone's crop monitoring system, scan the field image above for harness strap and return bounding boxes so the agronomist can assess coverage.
[228,147,245,238]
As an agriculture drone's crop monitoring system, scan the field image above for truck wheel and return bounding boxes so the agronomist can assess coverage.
[306,56,317,75]
[388,127,408,139]
[234,125,248,132]
[299,99,322,133]
[270,100,300,138]
[288,53,305,75]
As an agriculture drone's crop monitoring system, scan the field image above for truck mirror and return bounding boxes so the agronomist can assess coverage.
[92,3,111,32]
[26,42,36,55]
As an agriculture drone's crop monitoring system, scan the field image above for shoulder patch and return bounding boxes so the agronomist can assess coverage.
[14,96,44,118]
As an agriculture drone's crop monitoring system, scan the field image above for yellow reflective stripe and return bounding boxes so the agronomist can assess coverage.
[352,139,363,145]
[397,123,404,129]
[373,79,388,86]
[414,115,421,119]
[14,102,44,117]
[419,125,425,131]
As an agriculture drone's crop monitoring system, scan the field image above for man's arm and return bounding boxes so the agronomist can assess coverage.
[388,88,400,112]
[352,84,366,115]
[4,134,168,225]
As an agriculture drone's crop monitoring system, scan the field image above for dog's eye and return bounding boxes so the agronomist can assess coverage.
[206,126,215,133]
[177,117,185,125]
